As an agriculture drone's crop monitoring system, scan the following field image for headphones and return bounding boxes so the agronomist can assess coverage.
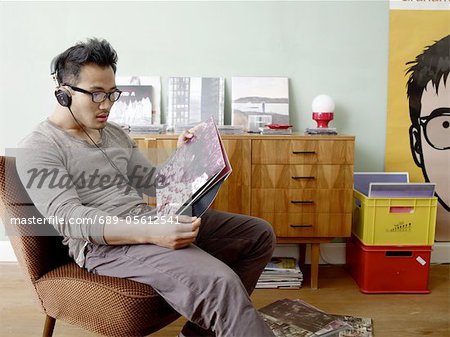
[50,55,72,108]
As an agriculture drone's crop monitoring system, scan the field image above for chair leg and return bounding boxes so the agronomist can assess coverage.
[42,315,56,337]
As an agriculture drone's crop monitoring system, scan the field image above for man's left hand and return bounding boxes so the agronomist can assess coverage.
[176,122,205,149]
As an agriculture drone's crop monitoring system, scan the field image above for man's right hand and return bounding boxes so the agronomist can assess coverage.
[104,214,201,248]
[147,215,201,249]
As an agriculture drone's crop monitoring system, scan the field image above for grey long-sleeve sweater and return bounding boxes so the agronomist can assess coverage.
[16,120,158,267]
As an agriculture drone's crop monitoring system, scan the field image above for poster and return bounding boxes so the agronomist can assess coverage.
[385,0,450,240]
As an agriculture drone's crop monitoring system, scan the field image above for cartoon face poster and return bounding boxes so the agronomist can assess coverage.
[385,1,449,240]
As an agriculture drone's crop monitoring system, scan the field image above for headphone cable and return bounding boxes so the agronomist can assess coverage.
[67,107,127,179]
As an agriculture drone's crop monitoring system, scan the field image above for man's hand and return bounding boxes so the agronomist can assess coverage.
[103,215,201,248]
[176,122,206,149]
[147,216,201,249]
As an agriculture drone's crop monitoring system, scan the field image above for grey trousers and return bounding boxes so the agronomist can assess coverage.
[84,209,276,337]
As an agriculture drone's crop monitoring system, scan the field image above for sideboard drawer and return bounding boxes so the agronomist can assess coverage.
[258,213,352,237]
[252,140,354,164]
[251,189,353,213]
[252,164,353,189]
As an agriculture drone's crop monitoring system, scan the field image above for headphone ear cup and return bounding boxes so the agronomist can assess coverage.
[55,88,72,107]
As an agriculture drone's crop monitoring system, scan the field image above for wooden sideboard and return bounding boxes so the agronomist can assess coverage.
[132,133,355,289]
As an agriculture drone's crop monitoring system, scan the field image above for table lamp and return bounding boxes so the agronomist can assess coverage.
[312,95,335,128]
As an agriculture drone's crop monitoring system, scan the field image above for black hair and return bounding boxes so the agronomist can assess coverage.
[406,35,450,126]
[53,38,118,85]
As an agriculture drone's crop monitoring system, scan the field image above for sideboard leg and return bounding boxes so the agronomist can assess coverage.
[310,243,320,289]
[298,243,306,268]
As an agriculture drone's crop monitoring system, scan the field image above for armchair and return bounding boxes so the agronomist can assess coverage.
[0,156,180,336]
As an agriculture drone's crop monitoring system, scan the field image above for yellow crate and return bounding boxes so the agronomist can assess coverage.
[352,190,437,245]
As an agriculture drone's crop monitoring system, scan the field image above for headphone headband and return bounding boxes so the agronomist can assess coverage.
[50,55,60,87]
[50,55,57,76]
[51,54,71,107]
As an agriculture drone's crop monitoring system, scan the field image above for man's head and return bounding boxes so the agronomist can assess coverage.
[406,35,450,211]
[52,38,118,86]
[52,38,120,130]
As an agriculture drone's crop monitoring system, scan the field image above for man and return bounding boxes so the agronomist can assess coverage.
[407,34,450,240]
[16,38,276,337]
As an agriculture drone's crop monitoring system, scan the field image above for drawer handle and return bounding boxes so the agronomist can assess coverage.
[290,224,313,228]
[291,200,314,204]
[291,176,315,180]
[292,151,316,154]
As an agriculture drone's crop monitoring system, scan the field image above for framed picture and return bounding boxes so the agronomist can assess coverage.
[109,76,161,126]
[167,77,225,131]
[232,77,289,132]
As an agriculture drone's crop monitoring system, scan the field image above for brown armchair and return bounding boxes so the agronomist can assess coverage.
[0,156,180,336]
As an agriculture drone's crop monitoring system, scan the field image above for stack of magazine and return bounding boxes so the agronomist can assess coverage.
[257,257,303,289]
[259,299,373,337]
[217,125,245,135]
[259,127,293,135]
[305,128,337,135]
[130,124,167,134]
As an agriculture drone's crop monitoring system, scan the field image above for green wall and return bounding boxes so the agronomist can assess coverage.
[0,1,389,240]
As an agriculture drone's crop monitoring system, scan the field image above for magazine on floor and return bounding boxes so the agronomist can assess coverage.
[294,300,373,337]
[259,299,373,337]
[265,257,302,273]
[156,117,231,217]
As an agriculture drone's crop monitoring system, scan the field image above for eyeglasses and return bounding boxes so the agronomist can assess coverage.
[418,108,450,150]
[65,84,122,103]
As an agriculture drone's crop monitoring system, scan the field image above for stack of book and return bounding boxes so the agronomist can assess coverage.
[130,124,167,134]
[256,257,303,289]
[305,127,337,135]
[259,298,373,337]
[259,127,293,135]
[217,125,245,135]
[172,123,198,134]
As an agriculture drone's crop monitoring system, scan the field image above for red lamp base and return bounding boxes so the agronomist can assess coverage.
[312,112,334,128]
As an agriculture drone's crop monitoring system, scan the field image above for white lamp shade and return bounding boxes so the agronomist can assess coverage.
[312,95,335,113]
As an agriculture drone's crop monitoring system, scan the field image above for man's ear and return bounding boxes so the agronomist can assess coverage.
[409,124,423,167]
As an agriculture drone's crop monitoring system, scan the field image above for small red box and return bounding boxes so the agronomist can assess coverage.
[346,235,432,294]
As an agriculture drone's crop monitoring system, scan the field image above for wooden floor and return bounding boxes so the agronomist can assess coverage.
[1,263,449,337]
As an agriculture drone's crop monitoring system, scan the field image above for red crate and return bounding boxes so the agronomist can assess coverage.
[346,235,432,294]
